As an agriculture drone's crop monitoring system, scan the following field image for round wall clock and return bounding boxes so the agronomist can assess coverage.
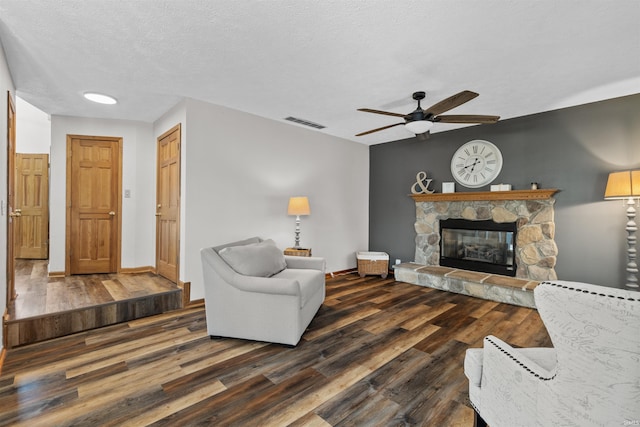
[450,140,503,188]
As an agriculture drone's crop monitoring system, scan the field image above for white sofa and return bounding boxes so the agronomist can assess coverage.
[200,237,325,346]
[464,280,640,427]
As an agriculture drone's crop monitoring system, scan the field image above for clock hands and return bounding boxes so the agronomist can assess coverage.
[463,157,481,173]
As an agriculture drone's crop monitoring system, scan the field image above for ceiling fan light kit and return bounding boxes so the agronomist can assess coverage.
[404,120,433,134]
[357,90,499,137]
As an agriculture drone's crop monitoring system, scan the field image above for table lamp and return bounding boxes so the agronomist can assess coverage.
[287,196,310,248]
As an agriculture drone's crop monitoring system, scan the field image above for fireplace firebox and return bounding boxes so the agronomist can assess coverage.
[439,219,517,276]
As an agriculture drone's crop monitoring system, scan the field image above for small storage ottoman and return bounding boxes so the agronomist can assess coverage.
[356,251,389,278]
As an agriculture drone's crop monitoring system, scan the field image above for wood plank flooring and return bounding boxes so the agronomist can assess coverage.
[5,260,182,348]
[0,273,552,426]
[10,259,181,319]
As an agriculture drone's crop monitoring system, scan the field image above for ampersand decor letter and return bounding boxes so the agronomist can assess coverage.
[411,171,435,194]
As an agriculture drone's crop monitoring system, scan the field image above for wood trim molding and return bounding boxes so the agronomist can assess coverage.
[185,298,204,308]
[50,266,155,277]
[179,280,191,308]
[2,308,8,352]
[0,347,6,374]
[327,268,357,279]
[121,266,155,274]
[410,188,559,202]
[48,271,65,278]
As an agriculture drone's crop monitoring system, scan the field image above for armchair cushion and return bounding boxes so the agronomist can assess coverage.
[218,239,286,277]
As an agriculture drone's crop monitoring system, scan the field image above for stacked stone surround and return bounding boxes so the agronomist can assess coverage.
[415,198,558,281]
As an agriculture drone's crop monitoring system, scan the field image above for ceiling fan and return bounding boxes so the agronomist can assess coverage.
[356,90,500,137]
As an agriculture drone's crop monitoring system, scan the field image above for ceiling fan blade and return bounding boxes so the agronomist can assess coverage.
[356,122,405,136]
[435,114,500,124]
[424,90,479,116]
[357,108,407,118]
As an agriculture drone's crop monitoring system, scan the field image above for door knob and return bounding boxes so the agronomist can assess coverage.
[109,211,115,216]
[9,212,21,217]
[14,208,21,213]
[155,212,162,216]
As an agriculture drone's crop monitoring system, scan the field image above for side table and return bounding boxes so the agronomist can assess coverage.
[284,248,312,257]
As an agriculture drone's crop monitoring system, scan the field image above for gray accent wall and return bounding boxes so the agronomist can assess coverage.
[370,94,640,289]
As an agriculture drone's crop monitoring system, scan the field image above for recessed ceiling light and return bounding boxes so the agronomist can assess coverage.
[83,92,117,104]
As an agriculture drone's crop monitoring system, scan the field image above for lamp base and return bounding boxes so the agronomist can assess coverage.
[624,201,638,289]
[293,215,302,248]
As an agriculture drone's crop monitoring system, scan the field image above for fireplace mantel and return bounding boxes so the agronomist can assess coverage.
[410,188,558,202]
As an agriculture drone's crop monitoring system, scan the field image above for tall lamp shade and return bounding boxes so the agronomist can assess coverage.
[604,170,640,200]
[288,197,310,248]
[605,170,640,289]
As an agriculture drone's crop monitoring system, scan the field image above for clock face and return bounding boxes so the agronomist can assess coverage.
[450,140,503,188]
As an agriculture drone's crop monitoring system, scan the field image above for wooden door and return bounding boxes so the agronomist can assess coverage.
[67,135,122,274]
[6,92,17,302]
[156,124,181,283]
[15,153,49,259]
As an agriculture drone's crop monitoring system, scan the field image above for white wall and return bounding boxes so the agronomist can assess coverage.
[0,43,16,352]
[180,98,369,300]
[16,97,50,153]
[49,116,156,272]
[44,98,368,304]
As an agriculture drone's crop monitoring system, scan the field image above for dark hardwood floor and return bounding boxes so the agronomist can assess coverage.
[0,273,552,426]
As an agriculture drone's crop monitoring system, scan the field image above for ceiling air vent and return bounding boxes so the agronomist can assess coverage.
[284,116,325,130]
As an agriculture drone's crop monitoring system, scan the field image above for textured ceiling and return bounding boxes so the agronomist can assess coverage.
[0,0,638,145]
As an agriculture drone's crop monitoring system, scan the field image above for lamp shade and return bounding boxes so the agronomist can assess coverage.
[404,120,434,135]
[288,196,310,215]
[604,170,640,199]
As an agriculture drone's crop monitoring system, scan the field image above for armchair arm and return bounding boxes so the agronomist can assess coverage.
[479,335,555,426]
[285,255,325,272]
[483,335,556,381]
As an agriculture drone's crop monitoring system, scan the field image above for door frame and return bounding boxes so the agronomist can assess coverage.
[65,134,122,275]
[6,92,16,303]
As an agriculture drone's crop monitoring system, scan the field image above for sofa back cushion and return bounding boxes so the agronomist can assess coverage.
[218,239,286,277]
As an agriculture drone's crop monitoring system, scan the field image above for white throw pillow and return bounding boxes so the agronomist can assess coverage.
[218,239,286,277]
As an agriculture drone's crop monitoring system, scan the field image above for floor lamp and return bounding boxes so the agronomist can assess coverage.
[287,196,310,249]
[605,170,640,289]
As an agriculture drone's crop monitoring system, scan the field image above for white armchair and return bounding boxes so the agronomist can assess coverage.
[200,237,325,346]
[464,280,640,427]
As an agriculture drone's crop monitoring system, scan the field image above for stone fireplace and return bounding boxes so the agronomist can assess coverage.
[393,189,559,308]
[414,190,558,281]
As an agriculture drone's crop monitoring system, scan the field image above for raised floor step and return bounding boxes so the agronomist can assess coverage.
[4,290,183,347]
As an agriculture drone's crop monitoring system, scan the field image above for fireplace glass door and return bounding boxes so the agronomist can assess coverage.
[440,219,516,276]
